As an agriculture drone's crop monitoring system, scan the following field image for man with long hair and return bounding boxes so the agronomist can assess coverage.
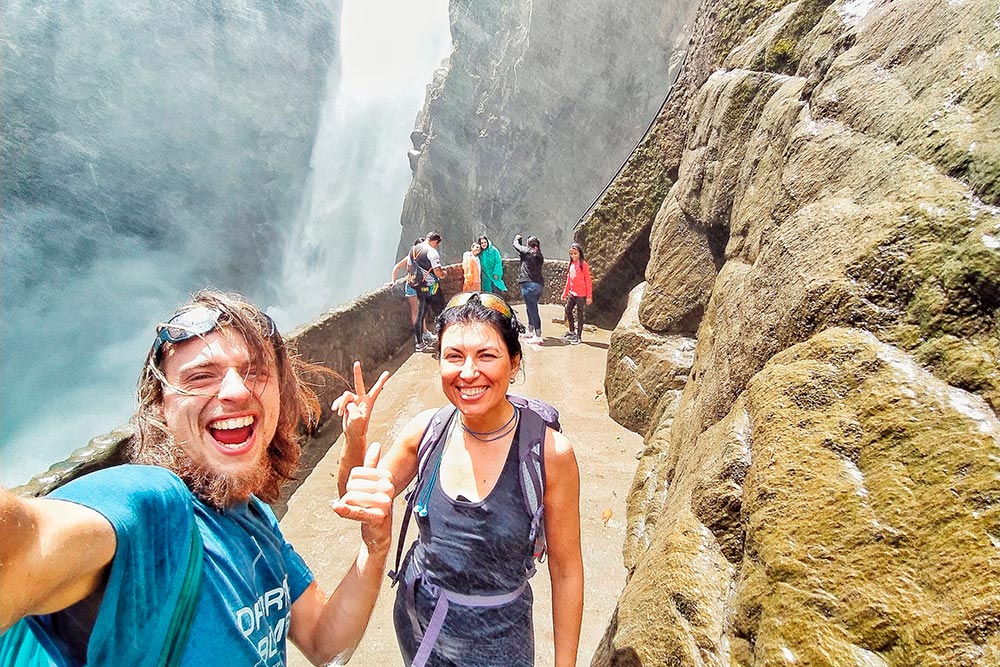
[0,289,393,666]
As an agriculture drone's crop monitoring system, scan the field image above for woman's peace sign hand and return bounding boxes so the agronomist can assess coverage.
[332,361,390,441]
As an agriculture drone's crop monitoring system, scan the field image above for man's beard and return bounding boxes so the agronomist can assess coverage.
[131,436,276,509]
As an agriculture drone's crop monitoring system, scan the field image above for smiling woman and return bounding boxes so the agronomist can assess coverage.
[334,292,585,667]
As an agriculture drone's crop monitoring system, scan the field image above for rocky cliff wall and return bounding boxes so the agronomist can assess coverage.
[597,0,999,663]
[396,0,700,266]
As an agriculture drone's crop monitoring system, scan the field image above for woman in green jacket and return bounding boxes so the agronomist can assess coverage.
[477,236,508,294]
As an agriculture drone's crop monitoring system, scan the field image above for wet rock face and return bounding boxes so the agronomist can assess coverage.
[606,283,696,436]
[397,0,698,265]
[595,0,1000,662]
[732,330,1000,665]
[599,329,1000,665]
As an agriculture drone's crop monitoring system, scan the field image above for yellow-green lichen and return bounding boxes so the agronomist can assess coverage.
[736,329,1000,664]
[764,37,799,73]
[848,204,1000,413]
[579,120,675,280]
[716,0,798,56]
[913,334,1000,413]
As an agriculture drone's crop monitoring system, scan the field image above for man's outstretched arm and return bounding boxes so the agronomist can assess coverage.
[287,538,390,666]
[0,487,115,633]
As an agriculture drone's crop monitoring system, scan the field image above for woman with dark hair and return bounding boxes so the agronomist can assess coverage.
[560,243,592,345]
[334,292,584,667]
[512,233,545,344]
[389,237,426,330]
[477,236,507,295]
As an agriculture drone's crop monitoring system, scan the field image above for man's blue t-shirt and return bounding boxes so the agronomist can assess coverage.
[8,465,314,667]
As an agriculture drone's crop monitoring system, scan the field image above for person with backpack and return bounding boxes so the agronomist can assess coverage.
[477,236,507,295]
[560,243,592,345]
[407,232,446,352]
[512,234,545,344]
[0,290,394,667]
[334,292,584,667]
[390,236,426,331]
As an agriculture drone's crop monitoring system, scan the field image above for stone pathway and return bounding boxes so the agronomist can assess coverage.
[280,304,643,666]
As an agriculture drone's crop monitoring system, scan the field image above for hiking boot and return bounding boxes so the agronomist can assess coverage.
[415,342,426,352]
[570,335,581,345]
[422,331,438,343]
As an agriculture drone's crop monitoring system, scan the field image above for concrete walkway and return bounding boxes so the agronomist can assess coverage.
[280,304,643,666]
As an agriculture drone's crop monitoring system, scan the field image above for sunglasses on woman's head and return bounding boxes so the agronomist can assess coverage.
[151,306,278,363]
[444,292,514,320]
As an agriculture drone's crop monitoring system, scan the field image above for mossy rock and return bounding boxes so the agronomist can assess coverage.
[913,334,1000,413]
[845,200,1000,414]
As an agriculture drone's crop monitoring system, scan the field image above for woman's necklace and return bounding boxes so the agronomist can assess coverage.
[461,407,519,442]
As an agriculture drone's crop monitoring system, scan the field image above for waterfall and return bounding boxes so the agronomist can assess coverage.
[0,0,450,486]
[271,0,452,329]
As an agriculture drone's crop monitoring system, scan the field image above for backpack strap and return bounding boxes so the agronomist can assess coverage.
[388,406,457,585]
[508,394,562,432]
[390,401,551,583]
[0,513,204,667]
[157,524,204,667]
[390,402,549,666]
[515,407,548,574]
[406,247,425,287]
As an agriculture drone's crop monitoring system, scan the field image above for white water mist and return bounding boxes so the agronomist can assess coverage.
[1,0,448,486]
[271,0,452,329]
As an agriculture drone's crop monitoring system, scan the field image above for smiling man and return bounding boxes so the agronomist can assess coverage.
[0,290,394,667]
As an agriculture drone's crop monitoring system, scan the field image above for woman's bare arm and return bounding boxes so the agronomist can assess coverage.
[542,429,584,667]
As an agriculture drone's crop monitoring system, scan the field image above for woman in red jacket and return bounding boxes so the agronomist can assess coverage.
[560,243,592,345]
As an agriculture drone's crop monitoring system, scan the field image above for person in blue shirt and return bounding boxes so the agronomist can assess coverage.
[0,289,394,666]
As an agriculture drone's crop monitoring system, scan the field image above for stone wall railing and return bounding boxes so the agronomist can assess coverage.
[14,259,571,499]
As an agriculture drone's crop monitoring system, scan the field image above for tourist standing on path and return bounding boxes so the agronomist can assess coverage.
[477,236,507,295]
[0,289,394,667]
[561,243,592,345]
[390,236,425,331]
[461,240,482,292]
[513,234,545,344]
[423,232,447,320]
[334,292,584,667]
[409,232,446,352]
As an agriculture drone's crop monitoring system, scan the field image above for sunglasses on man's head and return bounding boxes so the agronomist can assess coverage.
[151,306,278,363]
[444,292,514,320]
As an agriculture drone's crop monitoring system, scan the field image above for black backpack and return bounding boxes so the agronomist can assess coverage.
[407,246,430,289]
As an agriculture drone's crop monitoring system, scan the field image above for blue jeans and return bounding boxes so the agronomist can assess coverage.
[520,282,543,335]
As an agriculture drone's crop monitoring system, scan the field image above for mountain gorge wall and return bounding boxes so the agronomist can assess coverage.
[1,0,339,485]
[396,0,700,264]
[2,0,336,292]
[592,0,1000,663]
